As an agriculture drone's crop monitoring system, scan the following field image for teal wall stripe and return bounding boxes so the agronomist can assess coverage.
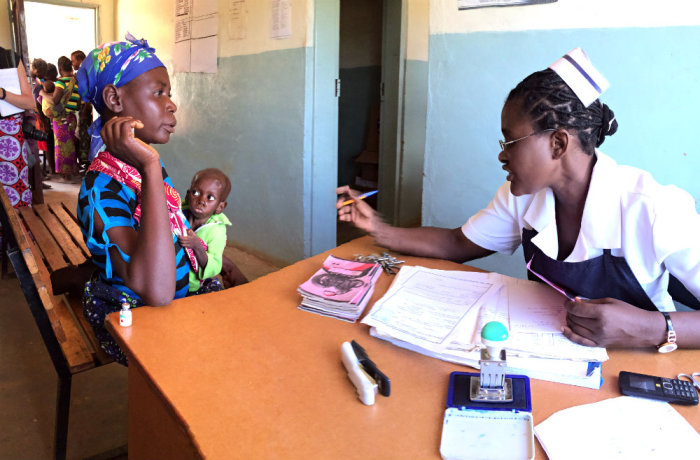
[309,0,340,256]
[161,49,308,263]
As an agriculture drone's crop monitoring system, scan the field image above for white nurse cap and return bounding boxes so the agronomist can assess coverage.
[549,48,609,107]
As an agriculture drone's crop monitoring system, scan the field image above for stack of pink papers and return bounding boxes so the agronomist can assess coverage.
[297,255,382,322]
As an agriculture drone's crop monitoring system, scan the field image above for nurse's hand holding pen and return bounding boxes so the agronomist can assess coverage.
[336,185,494,264]
[336,186,383,235]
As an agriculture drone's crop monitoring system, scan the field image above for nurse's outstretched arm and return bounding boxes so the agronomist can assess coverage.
[562,297,700,349]
[336,186,493,263]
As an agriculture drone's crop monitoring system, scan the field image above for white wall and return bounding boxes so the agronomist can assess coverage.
[117,0,313,68]
[431,0,700,34]
[407,0,429,61]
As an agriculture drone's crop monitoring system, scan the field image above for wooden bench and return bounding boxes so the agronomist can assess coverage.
[0,188,112,460]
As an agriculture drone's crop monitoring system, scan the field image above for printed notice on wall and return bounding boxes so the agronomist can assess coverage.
[458,0,556,9]
[271,0,291,39]
[174,0,219,73]
[227,0,247,40]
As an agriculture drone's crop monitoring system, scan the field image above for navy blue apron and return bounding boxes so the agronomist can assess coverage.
[522,228,658,311]
[668,275,700,310]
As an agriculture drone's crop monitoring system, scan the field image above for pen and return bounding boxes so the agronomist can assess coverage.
[340,190,378,207]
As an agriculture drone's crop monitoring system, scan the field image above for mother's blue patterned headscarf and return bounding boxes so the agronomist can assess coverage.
[76,33,165,161]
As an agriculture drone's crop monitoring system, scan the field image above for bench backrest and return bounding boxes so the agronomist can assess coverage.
[1,189,109,373]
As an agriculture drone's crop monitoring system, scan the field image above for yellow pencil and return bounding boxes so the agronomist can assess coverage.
[340,190,378,207]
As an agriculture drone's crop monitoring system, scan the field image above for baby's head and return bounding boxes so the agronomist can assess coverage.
[42,80,55,93]
[45,63,58,82]
[76,34,176,146]
[186,168,231,220]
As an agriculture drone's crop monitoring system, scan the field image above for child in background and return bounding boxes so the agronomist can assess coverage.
[39,64,57,118]
[30,59,50,153]
[38,63,58,174]
[75,35,199,364]
[179,168,247,294]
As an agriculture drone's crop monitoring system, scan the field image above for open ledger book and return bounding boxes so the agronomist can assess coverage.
[362,266,607,389]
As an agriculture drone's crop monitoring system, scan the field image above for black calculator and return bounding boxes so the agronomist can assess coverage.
[619,371,699,405]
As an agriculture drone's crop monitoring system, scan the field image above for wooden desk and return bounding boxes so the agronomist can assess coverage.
[106,237,699,460]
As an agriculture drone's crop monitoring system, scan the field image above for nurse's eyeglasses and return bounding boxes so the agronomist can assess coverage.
[499,129,557,151]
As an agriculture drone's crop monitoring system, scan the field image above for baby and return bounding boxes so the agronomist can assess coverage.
[39,64,58,117]
[179,168,247,293]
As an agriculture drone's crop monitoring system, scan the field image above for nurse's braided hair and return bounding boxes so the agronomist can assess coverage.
[506,68,618,155]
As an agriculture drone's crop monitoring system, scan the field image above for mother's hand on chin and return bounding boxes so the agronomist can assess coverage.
[101,116,159,172]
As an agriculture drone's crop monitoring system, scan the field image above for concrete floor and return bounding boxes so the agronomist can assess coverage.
[0,177,282,460]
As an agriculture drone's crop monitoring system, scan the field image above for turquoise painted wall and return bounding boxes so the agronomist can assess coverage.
[161,49,308,263]
[425,27,700,278]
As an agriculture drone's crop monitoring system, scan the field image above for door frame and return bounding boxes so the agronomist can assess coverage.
[13,0,100,67]
[311,0,408,254]
[8,0,29,71]
[306,0,340,257]
[377,0,407,226]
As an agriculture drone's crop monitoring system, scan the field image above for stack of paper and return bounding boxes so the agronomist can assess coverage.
[298,256,382,322]
[534,396,700,459]
[362,266,608,388]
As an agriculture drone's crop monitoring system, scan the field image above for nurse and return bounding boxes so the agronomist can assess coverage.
[337,48,700,351]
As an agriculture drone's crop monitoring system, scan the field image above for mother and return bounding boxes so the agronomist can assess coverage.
[0,48,39,207]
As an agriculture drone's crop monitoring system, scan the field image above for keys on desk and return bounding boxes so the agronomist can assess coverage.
[355,252,404,274]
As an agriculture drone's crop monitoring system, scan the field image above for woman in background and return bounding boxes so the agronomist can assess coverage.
[0,48,37,207]
[50,56,80,182]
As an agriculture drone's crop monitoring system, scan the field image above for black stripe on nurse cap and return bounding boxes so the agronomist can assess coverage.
[549,48,610,107]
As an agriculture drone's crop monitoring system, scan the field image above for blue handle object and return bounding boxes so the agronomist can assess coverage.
[481,321,509,342]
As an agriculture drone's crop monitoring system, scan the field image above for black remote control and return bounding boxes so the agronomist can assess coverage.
[619,371,699,405]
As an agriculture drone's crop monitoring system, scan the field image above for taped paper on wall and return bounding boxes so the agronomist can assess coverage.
[174,0,218,73]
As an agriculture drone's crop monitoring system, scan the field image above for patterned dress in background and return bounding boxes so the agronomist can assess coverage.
[52,112,78,176]
[0,114,31,207]
[52,76,80,176]
[77,102,93,164]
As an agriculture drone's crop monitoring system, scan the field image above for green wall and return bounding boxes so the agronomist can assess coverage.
[162,49,308,263]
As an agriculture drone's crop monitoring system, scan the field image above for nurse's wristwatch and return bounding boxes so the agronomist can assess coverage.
[657,312,678,353]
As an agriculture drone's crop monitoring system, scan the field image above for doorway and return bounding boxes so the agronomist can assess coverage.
[23,1,97,67]
[335,0,411,246]
[336,0,383,244]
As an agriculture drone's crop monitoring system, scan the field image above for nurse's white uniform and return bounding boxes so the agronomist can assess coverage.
[462,151,700,311]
